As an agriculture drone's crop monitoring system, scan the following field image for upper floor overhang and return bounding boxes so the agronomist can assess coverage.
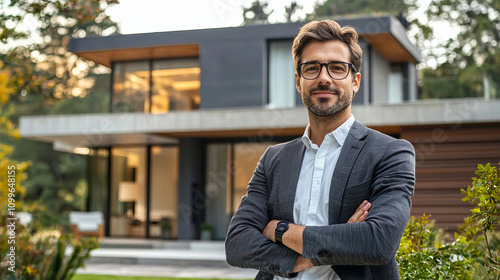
[19,99,500,151]
[69,15,421,67]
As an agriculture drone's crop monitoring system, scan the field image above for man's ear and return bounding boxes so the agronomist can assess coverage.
[352,72,361,96]
[295,73,302,94]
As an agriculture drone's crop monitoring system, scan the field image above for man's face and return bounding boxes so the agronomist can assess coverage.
[295,40,361,118]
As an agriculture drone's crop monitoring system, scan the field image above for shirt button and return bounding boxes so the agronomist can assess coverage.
[317,154,323,159]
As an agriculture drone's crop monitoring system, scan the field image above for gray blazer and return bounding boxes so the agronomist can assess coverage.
[225,120,415,279]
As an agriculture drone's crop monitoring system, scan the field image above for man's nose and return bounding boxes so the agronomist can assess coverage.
[317,64,331,84]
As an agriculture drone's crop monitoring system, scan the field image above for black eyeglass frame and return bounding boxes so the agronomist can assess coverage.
[297,61,357,80]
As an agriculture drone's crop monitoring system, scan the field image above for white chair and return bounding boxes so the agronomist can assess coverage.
[69,211,104,240]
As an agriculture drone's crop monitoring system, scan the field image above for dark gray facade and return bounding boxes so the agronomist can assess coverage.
[69,16,421,110]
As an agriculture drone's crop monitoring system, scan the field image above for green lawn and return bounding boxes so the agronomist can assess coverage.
[72,275,252,280]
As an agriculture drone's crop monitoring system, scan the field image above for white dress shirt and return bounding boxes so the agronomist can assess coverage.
[274,115,355,280]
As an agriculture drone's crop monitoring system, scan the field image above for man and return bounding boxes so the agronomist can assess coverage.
[225,19,415,280]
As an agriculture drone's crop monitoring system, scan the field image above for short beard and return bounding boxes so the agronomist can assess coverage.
[303,85,351,118]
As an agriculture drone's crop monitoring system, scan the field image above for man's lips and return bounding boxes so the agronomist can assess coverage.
[312,91,337,98]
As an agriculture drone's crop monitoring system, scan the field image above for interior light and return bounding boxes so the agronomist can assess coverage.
[73,147,90,155]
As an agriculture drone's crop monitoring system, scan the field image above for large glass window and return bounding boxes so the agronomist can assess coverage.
[388,64,404,104]
[268,40,296,108]
[205,142,274,240]
[113,61,150,113]
[112,58,200,114]
[149,146,179,239]
[205,143,231,241]
[88,149,109,218]
[152,58,200,113]
[110,147,147,237]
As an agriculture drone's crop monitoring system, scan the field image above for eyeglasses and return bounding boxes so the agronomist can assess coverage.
[297,61,356,80]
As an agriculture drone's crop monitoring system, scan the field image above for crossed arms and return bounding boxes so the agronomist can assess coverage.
[225,138,415,277]
[262,200,372,272]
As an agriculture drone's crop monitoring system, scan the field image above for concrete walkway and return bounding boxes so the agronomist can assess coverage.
[77,263,257,279]
[76,239,257,279]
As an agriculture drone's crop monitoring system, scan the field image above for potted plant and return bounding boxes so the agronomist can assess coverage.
[160,218,172,239]
[200,222,212,240]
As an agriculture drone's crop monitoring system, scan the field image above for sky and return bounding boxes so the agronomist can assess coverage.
[105,0,322,34]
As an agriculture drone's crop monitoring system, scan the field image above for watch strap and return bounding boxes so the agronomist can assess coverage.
[275,220,289,245]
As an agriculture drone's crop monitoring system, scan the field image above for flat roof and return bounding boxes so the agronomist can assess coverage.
[19,99,500,149]
[69,15,421,67]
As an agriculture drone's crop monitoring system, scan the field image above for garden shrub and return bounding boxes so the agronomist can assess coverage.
[0,219,99,280]
[398,163,500,279]
[397,214,479,279]
[461,163,500,278]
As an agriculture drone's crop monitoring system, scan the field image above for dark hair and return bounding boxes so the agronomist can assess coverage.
[292,20,362,76]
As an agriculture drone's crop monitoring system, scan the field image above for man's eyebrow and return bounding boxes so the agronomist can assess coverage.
[301,60,319,64]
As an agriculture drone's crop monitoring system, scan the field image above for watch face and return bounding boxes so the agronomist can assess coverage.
[276,222,288,233]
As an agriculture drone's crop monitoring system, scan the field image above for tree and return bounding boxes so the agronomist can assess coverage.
[423,0,499,99]
[308,0,418,21]
[419,62,484,99]
[284,1,303,22]
[0,63,28,213]
[2,0,119,122]
[242,0,273,25]
[0,0,119,228]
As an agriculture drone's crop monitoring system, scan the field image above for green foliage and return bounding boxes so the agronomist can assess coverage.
[422,0,500,99]
[397,163,500,279]
[1,0,119,118]
[201,222,212,231]
[418,64,484,99]
[0,220,99,280]
[0,0,117,231]
[0,60,30,216]
[49,73,110,115]
[461,162,500,276]
[284,2,302,22]
[242,0,303,24]
[242,0,273,25]
[397,214,479,279]
[308,0,417,20]
[7,139,89,231]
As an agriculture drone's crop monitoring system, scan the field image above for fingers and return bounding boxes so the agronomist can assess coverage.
[347,200,371,223]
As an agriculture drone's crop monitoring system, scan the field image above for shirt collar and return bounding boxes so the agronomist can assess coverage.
[301,115,355,149]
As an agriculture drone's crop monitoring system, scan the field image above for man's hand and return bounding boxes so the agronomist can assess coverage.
[347,200,371,223]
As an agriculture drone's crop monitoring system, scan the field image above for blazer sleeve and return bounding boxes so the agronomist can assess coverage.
[302,139,415,266]
[225,147,299,277]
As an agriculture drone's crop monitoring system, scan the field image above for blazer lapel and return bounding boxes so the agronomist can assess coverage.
[276,138,305,222]
[328,120,368,224]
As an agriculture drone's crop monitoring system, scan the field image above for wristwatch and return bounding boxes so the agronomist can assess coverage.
[275,220,289,245]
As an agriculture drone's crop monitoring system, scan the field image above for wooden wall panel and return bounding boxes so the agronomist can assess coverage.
[401,123,500,232]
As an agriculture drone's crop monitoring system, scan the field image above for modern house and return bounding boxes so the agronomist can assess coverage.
[19,15,500,240]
